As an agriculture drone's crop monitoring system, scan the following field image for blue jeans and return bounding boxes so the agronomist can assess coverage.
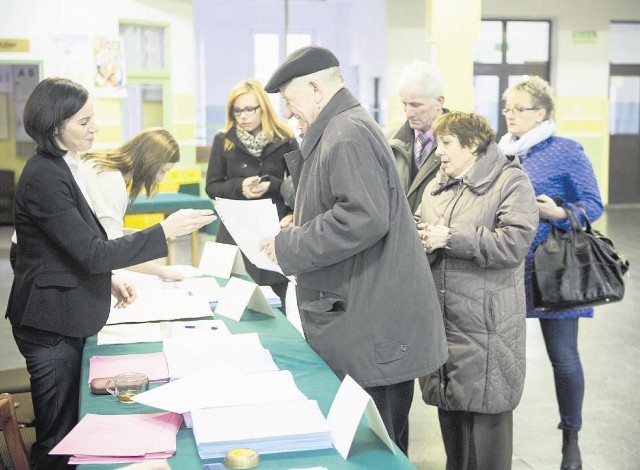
[540,318,584,431]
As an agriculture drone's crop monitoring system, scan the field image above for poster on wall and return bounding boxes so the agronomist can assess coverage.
[0,65,12,94]
[0,94,9,140]
[93,36,127,98]
[48,35,93,89]
[12,64,40,143]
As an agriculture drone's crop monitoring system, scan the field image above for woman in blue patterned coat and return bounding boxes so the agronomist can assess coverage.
[499,76,603,470]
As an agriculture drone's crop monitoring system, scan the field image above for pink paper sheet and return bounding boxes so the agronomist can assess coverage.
[88,352,169,383]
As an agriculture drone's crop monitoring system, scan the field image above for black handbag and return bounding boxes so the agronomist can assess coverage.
[532,205,630,311]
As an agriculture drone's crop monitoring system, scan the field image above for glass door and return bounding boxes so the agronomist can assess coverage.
[609,22,640,204]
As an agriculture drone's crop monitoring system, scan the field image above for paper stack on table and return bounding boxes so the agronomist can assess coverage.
[191,400,333,459]
[162,332,276,378]
[50,412,182,465]
[88,352,169,383]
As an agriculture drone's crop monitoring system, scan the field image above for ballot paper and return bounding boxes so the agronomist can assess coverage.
[106,289,213,325]
[214,198,283,274]
[50,412,182,465]
[162,333,276,378]
[191,399,332,459]
[132,368,305,415]
[88,352,169,383]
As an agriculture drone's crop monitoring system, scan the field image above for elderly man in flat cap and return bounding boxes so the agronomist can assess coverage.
[259,45,447,455]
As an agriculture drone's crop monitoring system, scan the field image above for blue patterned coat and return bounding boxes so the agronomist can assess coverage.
[522,136,604,319]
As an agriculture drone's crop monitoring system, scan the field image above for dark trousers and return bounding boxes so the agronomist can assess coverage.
[364,379,414,455]
[12,325,84,470]
[9,241,17,272]
[270,280,288,316]
[438,409,513,470]
[540,318,584,431]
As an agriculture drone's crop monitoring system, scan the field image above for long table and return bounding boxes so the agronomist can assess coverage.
[78,303,417,469]
[126,192,217,266]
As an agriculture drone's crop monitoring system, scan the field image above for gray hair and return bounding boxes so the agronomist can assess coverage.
[310,66,345,87]
[398,60,444,99]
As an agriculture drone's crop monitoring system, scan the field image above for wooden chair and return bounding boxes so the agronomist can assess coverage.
[0,369,34,427]
[0,393,31,470]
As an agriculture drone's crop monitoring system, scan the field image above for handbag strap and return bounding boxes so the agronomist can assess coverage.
[574,205,594,233]
[564,206,589,251]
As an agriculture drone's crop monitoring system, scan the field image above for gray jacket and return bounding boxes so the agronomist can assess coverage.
[275,89,448,388]
[418,142,538,413]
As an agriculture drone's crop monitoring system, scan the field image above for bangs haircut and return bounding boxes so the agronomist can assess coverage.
[433,112,496,156]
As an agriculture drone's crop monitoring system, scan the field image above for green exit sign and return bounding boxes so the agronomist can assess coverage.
[572,30,597,44]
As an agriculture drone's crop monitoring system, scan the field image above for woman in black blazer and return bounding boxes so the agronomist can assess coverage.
[5,77,214,470]
[205,79,298,312]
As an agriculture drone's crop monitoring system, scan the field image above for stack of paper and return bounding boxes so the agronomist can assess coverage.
[50,413,182,465]
[50,412,182,465]
[191,400,333,459]
[162,333,276,378]
[88,352,169,383]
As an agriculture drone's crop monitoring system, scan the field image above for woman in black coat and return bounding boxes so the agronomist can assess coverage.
[205,79,298,311]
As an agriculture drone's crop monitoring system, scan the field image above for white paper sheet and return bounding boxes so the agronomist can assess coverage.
[107,289,213,325]
[198,241,247,279]
[327,374,396,459]
[214,198,283,274]
[214,277,274,321]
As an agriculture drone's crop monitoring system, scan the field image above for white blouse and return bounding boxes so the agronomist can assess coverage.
[80,161,128,240]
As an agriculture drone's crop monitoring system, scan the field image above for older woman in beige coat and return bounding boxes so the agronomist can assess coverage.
[416,112,538,470]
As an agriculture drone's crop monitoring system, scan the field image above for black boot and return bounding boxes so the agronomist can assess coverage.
[561,430,582,470]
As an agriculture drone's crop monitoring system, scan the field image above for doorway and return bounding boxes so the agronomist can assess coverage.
[609,22,640,204]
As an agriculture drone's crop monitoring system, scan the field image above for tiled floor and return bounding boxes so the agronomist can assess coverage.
[1,205,639,469]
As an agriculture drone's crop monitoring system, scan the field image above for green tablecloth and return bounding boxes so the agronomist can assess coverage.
[126,192,215,215]
[78,302,416,469]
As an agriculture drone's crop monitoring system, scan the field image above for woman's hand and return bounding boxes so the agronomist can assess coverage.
[259,236,278,265]
[279,213,294,229]
[242,176,270,199]
[111,275,136,308]
[160,209,216,238]
[418,218,449,254]
[536,194,567,220]
[158,266,185,282]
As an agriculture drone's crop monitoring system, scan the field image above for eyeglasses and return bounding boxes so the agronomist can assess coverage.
[501,106,539,115]
[232,105,260,117]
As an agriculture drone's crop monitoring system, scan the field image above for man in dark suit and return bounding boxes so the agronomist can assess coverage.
[389,61,448,213]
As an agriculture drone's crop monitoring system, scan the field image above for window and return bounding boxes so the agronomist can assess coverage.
[119,22,170,139]
[474,20,551,136]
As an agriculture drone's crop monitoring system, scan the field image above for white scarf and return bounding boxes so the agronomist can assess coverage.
[498,119,557,159]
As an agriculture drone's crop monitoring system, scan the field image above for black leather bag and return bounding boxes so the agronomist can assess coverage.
[532,206,629,311]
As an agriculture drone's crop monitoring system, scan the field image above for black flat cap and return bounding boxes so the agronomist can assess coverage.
[264,45,339,93]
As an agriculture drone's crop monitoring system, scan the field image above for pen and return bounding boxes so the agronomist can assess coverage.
[184,325,218,330]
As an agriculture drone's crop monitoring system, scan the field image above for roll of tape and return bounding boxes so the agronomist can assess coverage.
[223,448,260,469]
